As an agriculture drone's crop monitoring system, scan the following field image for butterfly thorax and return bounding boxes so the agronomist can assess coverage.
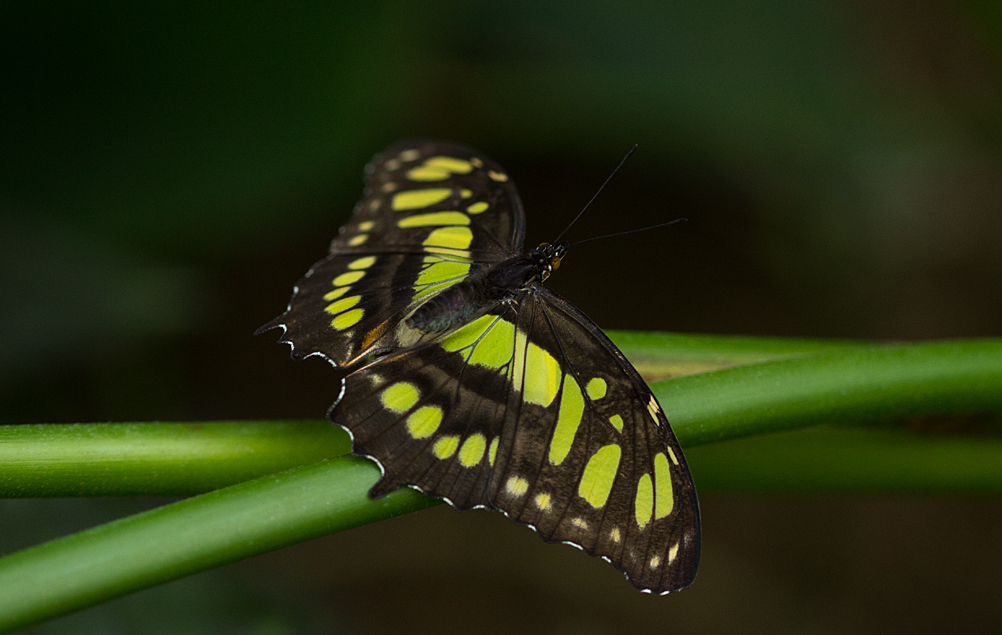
[407,242,568,334]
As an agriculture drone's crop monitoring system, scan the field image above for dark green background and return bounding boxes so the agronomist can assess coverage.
[2,2,1001,632]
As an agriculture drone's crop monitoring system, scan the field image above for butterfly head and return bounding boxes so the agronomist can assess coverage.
[532,242,568,282]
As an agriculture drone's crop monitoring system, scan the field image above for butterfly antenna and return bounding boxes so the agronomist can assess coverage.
[554,144,638,243]
[570,218,687,246]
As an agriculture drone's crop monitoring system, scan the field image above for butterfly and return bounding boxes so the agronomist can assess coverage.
[260,140,700,593]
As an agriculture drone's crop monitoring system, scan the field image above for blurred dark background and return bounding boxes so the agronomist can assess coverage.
[2,1,1001,633]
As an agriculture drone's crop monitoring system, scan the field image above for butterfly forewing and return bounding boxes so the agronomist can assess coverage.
[260,140,525,366]
[264,140,700,594]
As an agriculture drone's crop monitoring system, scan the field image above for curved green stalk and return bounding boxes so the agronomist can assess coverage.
[685,425,1002,494]
[607,329,862,380]
[0,457,439,632]
[657,338,1002,445]
[3,338,998,497]
[0,421,348,497]
[0,331,864,498]
[0,335,1000,630]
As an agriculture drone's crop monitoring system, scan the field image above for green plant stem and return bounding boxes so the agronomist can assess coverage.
[0,421,348,497]
[684,425,1002,494]
[3,339,998,497]
[0,336,1000,630]
[657,338,1002,445]
[0,456,439,632]
[607,329,862,379]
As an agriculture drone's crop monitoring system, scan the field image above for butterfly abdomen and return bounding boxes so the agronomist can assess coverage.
[407,256,539,333]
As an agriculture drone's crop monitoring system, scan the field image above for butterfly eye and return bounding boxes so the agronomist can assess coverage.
[551,256,561,270]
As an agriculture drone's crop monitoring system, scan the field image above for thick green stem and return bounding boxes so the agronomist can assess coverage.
[657,338,1002,445]
[607,329,862,380]
[3,339,998,497]
[0,457,438,632]
[0,336,999,631]
[0,421,348,497]
[685,425,1002,494]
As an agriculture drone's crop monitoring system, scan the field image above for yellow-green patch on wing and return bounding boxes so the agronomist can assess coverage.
[578,444,621,509]
[325,295,360,315]
[513,330,561,407]
[381,382,419,414]
[331,309,364,330]
[433,435,460,459]
[423,226,473,251]
[440,314,496,354]
[458,434,487,467]
[549,375,583,465]
[333,271,365,286]
[407,406,443,439]
[586,377,607,400]
[392,188,452,211]
[635,473,654,529]
[398,211,470,228]
[467,318,516,368]
[654,453,674,519]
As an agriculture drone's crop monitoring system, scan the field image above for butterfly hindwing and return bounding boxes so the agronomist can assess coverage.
[333,305,521,510]
[260,140,525,366]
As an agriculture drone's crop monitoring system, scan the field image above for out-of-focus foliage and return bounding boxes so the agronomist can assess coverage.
[2,2,1001,633]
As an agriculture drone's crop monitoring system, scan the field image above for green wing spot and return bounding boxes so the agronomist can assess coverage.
[325,295,360,315]
[426,156,473,173]
[433,435,460,459]
[468,318,516,369]
[549,375,583,466]
[407,405,443,439]
[348,256,377,270]
[488,437,499,466]
[331,308,364,330]
[441,314,495,354]
[466,201,489,214]
[392,188,452,211]
[609,414,624,433]
[333,271,365,286]
[405,157,473,182]
[412,255,471,301]
[381,382,420,414]
[635,473,654,529]
[578,444,621,509]
[513,330,560,407]
[653,453,674,519]
[405,167,450,181]
[586,377,607,400]
[323,287,350,301]
[458,434,487,466]
[415,259,470,288]
[423,226,473,251]
[398,211,470,228]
